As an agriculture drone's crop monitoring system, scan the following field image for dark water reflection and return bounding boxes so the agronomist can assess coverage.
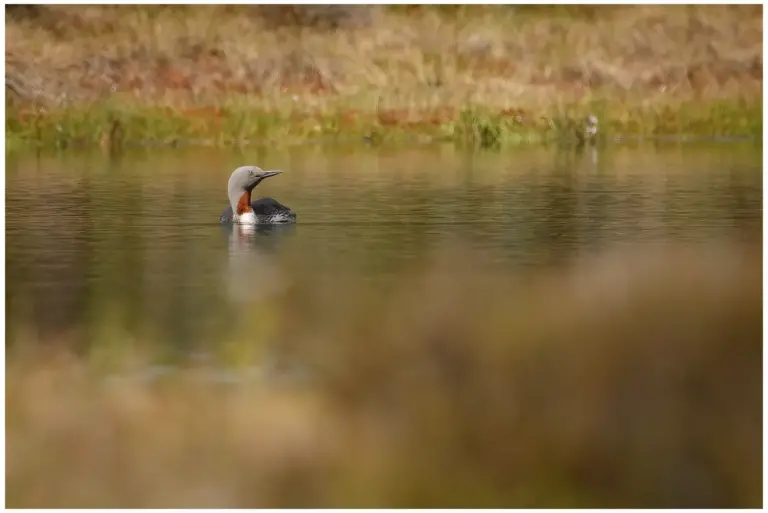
[6,144,761,355]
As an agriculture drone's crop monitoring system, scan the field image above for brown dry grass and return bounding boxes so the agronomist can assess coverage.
[5,5,763,146]
[6,241,762,508]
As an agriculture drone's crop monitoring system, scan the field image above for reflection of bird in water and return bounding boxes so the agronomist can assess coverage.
[223,223,308,384]
[225,223,296,304]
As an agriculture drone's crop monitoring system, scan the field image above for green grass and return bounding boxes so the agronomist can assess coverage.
[6,99,761,151]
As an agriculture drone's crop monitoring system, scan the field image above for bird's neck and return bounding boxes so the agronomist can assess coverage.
[235,190,252,214]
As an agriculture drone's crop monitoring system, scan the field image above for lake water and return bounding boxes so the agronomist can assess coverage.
[6,143,762,358]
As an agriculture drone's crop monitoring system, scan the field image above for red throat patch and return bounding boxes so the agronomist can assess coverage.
[236,191,252,215]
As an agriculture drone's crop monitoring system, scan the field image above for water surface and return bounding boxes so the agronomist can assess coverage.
[6,143,761,356]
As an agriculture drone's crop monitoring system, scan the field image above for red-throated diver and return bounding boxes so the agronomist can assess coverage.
[219,166,297,224]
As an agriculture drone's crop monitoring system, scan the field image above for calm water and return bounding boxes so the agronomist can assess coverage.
[6,144,762,356]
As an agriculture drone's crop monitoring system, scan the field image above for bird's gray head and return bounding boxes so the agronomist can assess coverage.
[227,165,282,214]
[229,165,282,193]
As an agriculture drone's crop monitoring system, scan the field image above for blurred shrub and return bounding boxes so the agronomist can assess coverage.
[270,242,762,507]
[6,242,762,507]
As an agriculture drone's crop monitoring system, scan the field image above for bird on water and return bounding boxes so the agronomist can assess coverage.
[219,165,297,224]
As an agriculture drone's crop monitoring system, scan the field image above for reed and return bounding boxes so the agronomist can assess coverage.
[5,5,762,149]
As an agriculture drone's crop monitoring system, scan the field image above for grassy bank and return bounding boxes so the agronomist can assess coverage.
[6,242,762,508]
[5,5,762,149]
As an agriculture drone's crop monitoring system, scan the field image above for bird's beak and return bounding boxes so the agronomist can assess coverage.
[246,170,282,191]
[260,170,282,179]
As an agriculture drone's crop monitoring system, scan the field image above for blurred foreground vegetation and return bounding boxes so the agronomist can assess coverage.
[6,241,761,508]
[5,5,762,149]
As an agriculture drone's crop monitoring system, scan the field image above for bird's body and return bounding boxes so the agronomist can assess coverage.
[220,166,297,225]
[220,197,296,224]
